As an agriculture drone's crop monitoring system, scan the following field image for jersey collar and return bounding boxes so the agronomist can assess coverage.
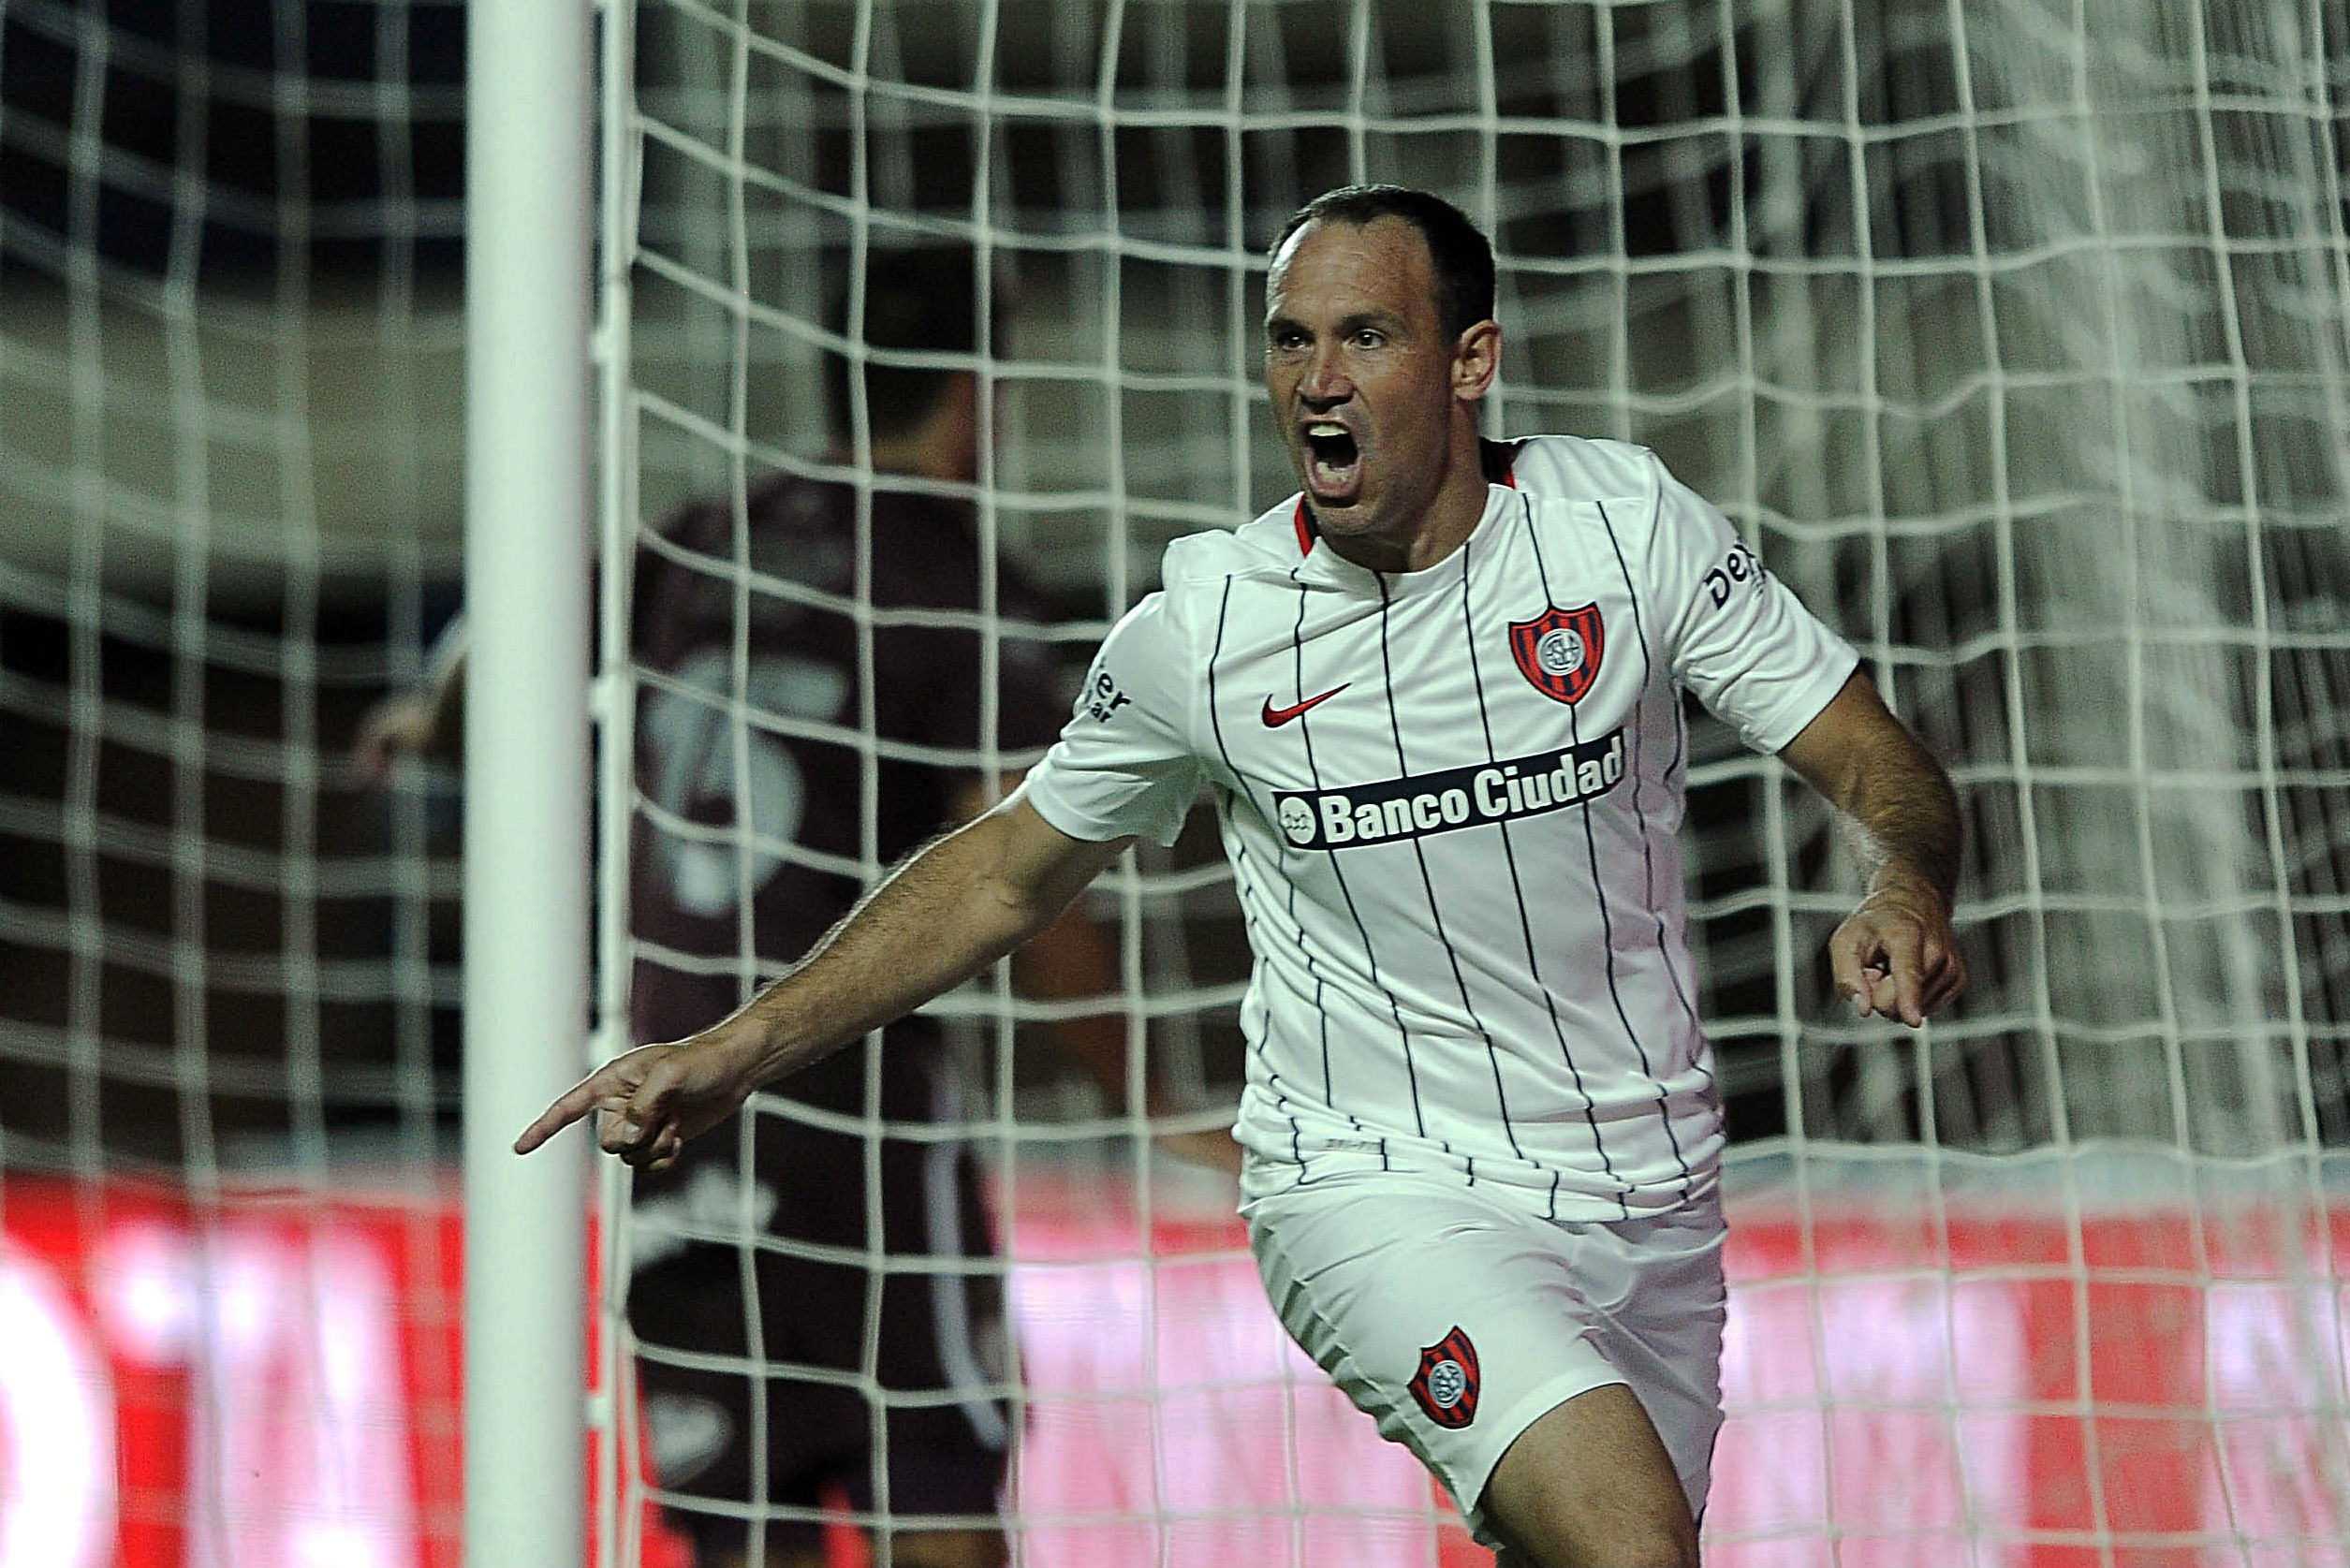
[1293,483,1520,598]
[1291,436,1520,563]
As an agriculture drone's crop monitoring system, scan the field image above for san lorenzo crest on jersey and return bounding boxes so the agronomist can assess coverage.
[1509,603,1604,705]
[1408,1326,1481,1429]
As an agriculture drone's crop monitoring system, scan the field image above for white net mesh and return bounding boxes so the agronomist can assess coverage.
[0,2,466,1561]
[599,0,2350,1562]
[8,0,2345,1563]
[605,3,2350,1562]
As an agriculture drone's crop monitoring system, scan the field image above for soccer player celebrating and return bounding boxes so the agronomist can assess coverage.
[520,185,1966,1568]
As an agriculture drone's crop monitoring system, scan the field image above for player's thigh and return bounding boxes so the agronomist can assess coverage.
[1242,1171,1626,1544]
[1479,1382,1696,1568]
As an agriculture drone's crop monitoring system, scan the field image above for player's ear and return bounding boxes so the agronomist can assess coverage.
[1452,319,1501,403]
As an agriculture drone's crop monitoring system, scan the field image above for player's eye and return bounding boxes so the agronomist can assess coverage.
[1352,329,1386,349]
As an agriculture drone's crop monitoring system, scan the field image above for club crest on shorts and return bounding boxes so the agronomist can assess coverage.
[1509,603,1604,705]
[1408,1326,1481,1429]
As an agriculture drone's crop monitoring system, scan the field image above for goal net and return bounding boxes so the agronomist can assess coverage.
[606,1,2350,1562]
[1,0,2343,1565]
[0,2,468,1563]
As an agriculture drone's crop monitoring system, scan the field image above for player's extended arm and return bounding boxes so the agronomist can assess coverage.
[513,791,1132,1168]
[1777,670,1967,1027]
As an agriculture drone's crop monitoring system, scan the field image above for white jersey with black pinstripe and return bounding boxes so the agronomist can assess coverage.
[1022,433,1858,1220]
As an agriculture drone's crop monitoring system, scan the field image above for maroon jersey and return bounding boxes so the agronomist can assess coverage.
[623,472,1063,1548]
[626,469,1065,1125]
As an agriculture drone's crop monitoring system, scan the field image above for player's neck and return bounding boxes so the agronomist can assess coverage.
[1320,431,1491,577]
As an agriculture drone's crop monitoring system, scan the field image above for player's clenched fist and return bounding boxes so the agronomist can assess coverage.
[513,1034,757,1170]
[1828,881,1966,1028]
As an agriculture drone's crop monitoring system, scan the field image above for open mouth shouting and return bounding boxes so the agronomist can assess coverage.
[1302,420,1362,504]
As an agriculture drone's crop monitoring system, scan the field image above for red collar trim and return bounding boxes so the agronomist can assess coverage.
[1481,436,1520,490]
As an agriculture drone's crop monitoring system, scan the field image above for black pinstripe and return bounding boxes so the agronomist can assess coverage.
[1219,789,1311,1177]
[1279,576,1388,1172]
[1518,492,1695,1197]
[1202,577,1310,1174]
[1595,499,1708,1056]
[1374,570,1501,1179]
[1457,526,1628,1207]
[1292,578,1425,1143]
[1285,574,1340,1120]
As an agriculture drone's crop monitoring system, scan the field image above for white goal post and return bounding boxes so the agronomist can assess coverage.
[463,0,594,1564]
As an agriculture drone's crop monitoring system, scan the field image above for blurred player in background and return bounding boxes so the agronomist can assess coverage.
[518,189,1965,1568]
[365,249,1227,1568]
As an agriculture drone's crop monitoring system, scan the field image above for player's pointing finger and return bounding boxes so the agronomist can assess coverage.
[514,1076,607,1155]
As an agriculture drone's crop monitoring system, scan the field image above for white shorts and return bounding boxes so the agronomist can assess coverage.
[1241,1168,1726,1547]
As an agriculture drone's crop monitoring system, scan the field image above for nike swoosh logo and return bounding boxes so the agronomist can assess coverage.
[1261,684,1350,726]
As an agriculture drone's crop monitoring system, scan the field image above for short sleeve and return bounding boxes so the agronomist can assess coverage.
[1648,456,1858,754]
[1021,592,1204,848]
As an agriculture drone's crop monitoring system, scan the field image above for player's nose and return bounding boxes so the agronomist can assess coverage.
[1299,342,1352,403]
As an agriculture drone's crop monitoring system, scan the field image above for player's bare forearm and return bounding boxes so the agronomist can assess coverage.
[1780,672,1959,897]
[1834,734,1958,910]
[953,775,1142,1100]
[1780,671,1967,1025]
[736,802,1115,1080]
[514,794,1131,1165]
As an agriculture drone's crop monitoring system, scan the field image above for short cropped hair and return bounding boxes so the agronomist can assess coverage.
[1270,185,1496,342]
[822,248,997,442]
